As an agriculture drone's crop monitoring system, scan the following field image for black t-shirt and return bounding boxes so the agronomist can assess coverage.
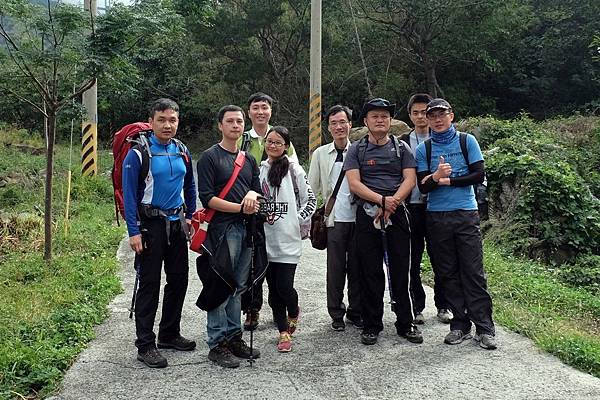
[197,144,262,225]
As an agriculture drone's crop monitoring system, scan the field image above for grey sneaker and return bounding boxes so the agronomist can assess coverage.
[413,312,425,325]
[137,346,168,368]
[331,319,346,331]
[474,333,497,350]
[208,342,240,368]
[444,330,472,345]
[437,309,453,324]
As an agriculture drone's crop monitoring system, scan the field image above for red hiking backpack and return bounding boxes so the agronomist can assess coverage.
[111,122,153,224]
[111,122,192,225]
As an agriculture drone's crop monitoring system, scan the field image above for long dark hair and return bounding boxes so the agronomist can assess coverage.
[266,126,291,188]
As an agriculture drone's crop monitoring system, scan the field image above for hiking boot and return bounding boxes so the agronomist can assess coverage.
[228,335,261,359]
[277,332,292,353]
[157,335,196,351]
[137,346,168,368]
[287,307,300,335]
[360,332,378,345]
[208,342,240,368]
[331,319,346,331]
[444,330,472,345]
[474,333,497,350]
[437,308,453,324]
[398,325,424,344]
[413,312,425,325]
[346,316,364,329]
[243,310,260,331]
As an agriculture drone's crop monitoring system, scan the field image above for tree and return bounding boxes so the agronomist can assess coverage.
[0,0,96,261]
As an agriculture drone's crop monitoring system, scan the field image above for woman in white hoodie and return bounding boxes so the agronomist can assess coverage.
[260,126,316,352]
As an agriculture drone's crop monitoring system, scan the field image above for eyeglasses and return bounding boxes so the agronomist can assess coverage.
[329,121,349,127]
[426,111,451,120]
[266,139,285,148]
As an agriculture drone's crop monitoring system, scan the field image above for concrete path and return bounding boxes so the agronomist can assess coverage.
[50,238,600,400]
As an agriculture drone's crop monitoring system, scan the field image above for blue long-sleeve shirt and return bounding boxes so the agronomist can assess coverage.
[122,134,196,237]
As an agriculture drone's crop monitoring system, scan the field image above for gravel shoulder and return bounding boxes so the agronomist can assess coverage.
[50,238,600,400]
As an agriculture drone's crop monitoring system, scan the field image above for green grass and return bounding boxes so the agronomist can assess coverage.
[0,128,124,399]
[422,242,600,377]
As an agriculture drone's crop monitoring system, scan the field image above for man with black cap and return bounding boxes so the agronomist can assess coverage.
[344,98,422,345]
[414,98,497,350]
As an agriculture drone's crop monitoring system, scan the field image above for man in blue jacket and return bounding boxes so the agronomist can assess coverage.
[415,98,497,350]
[122,98,197,368]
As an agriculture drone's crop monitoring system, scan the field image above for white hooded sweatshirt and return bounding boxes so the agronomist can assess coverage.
[259,158,316,264]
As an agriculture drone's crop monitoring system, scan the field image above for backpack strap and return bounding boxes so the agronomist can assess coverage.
[391,135,404,160]
[241,131,251,152]
[425,138,432,172]
[459,132,469,165]
[399,132,411,148]
[357,135,370,168]
[288,163,301,210]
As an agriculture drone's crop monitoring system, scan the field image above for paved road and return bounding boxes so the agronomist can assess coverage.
[50,238,600,400]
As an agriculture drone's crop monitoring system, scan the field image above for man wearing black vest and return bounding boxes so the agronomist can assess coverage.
[344,98,422,345]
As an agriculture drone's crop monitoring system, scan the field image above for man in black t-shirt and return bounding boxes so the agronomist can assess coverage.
[343,98,422,345]
[196,105,263,368]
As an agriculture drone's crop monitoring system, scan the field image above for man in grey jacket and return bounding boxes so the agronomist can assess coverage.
[308,105,362,331]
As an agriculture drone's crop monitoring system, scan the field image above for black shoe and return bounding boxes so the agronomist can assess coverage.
[243,309,260,331]
[208,342,240,368]
[157,335,196,351]
[137,346,168,368]
[346,316,364,329]
[360,332,378,345]
[413,313,425,325]
[331,319,346,331]
[398,325,424,344]
[228,336,261,359]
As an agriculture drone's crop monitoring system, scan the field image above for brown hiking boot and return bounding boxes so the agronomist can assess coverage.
[243,309,259,331]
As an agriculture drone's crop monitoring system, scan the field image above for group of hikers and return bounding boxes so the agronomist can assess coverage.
[121,92,497,369]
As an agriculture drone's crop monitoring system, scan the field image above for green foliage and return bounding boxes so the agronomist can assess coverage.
[468,115,600,262]
[0,135,123,399]
[558,254,600,295]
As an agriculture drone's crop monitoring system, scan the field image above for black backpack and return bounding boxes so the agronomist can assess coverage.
[424,132,488,218]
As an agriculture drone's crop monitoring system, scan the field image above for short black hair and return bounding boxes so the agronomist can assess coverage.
[247,92,273,108]
[217,105,245,123]
[407,93,433,113]
[326,105,352,122]
[149,98,179,118]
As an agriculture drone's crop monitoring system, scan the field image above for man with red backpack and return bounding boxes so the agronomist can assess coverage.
[122,98,197,368]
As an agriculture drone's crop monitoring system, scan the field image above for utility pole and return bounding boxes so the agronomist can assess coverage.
[82,0,98,176]
[309,0,322,157]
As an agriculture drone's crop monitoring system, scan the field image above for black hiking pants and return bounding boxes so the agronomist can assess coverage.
[407,203,449,312]
[426,210,495,335]
[266,262,299,333]
[135,218,189,351]
[355,205,414,335]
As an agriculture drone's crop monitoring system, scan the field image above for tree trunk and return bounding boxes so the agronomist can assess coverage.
[44,111,56,261]
[424,58,438,98]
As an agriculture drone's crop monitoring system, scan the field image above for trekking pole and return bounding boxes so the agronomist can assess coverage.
[246,212,257,367]
[129,254,141,319]
[379,199,396,311]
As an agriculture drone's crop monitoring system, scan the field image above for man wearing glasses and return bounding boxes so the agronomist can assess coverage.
[414,98,497,350]
[308,105,362,332]
[400,93,452,325]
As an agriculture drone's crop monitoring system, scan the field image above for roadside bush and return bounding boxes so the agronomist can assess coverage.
[464,115,600,267]
[558,254,600,295]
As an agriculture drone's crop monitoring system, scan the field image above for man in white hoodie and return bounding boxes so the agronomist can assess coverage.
[308,105,362,331]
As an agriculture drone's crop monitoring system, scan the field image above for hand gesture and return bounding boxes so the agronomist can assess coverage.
[433,155,452,181]
[241,190,261,214]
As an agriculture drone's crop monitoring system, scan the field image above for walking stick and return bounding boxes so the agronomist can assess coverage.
[379,198,396,311]
[129,254,141,319]
[246,212,257,366]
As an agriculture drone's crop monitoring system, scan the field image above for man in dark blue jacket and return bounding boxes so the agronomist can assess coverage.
[122,98,196,368]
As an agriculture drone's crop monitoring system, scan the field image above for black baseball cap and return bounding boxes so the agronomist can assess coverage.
[361,98,396,119]
[426,98,452,114]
